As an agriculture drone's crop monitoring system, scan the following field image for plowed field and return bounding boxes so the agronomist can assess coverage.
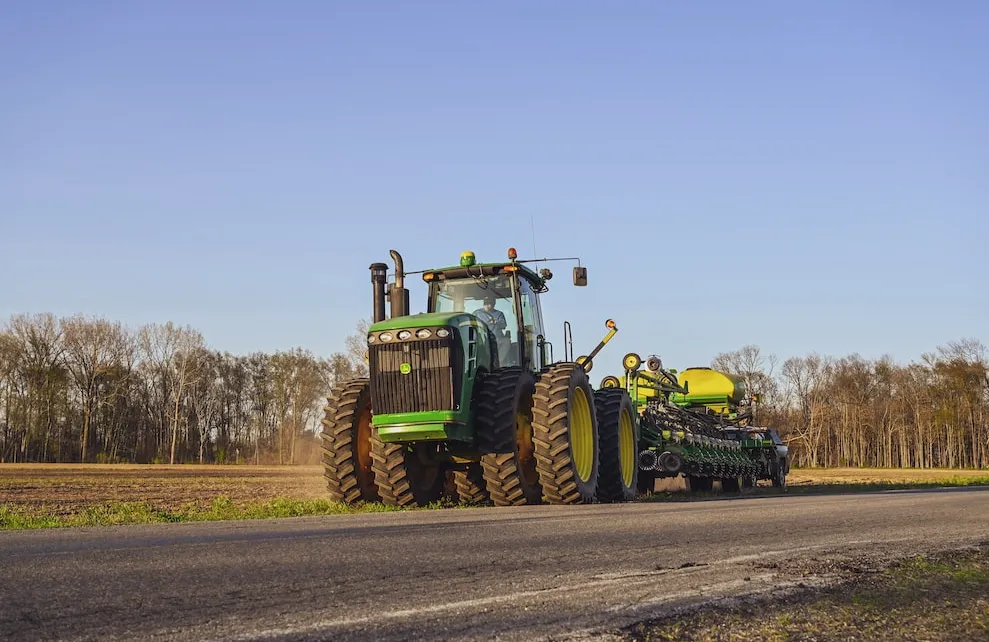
[2,464,986,515]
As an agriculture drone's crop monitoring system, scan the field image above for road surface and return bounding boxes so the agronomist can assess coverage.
[2,487,988,641]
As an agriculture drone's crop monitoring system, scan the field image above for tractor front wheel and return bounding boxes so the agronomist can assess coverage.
[453,465,490,505]
[532,362,599,504]
[476,368,543,506]
[369,434,447,508]
[319,378,380,504]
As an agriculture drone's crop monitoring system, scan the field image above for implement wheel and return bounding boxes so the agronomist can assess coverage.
[369,433,446,508]
[594,388,637,502]
[687,475,713,492]
[637,470,657,495]
[772,463,787,488]
[476,368,543,506]
[319,378,380,504]
[721,476,742,493]
[532,362,599,504]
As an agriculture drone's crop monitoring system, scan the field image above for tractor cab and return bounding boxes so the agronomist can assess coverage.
[423,251,548,371]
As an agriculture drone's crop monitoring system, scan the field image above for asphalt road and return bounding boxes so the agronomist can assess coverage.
[2,487,988,642]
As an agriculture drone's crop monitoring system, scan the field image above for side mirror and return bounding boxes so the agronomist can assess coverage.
[573,266,587,286]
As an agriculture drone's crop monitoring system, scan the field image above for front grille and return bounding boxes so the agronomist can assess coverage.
[369,337,459,415]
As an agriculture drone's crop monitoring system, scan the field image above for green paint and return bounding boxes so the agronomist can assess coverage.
[372,410,475,445]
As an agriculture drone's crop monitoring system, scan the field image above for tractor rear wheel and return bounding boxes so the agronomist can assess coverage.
[319,378,379,504]
[532,362,599,504]
[476,368,543,506]
[594,388,637,502]
[369,433,447,507]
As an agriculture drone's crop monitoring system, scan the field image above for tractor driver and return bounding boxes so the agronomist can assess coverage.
[473,294,507,333]
[473,293,513,365]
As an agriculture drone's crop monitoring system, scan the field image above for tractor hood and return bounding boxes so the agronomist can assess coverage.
[368,311,477,333]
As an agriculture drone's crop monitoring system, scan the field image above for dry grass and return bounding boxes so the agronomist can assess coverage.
[788,467,989,485]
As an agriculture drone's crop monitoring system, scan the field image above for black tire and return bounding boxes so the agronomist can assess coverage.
[687,475,713,492]
[532,362,599,504]
[320,378,379,504]
[772,462,787,488]
[476,368,543,506]
[721,476,742,493]
[637,470,657,495]
[369,429,447,507]
[453,465,490,505]
[594,388,638,502]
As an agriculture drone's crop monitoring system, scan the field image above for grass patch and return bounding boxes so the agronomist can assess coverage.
[623,545,989,641]
[0,494,463,530]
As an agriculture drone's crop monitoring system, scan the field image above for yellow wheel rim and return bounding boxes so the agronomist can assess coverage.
[570,386,594,482]
[619,408,635,487]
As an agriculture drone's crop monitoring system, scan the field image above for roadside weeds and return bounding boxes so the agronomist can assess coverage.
[620,543,989,642]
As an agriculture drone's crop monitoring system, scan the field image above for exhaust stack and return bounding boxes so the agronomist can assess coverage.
[370,262,388,323]
[388,249,409,318]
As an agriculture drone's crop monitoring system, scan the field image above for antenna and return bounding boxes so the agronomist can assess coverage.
[530,215,539,270]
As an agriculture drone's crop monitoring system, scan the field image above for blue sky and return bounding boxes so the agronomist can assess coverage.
[2,1,987,375]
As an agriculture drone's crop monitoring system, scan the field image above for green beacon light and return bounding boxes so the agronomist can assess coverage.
[460,251,476,267]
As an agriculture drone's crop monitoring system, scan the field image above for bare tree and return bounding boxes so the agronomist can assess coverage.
[62,315,132,462]
[345,319,370,377]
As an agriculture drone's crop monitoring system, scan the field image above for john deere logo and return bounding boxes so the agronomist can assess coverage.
[400,363,412,375]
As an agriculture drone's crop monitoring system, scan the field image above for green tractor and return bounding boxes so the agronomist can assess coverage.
[320,248,639,508]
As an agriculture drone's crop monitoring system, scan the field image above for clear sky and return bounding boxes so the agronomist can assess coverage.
[3,1,987,375]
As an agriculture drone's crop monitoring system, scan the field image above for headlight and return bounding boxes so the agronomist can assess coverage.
[416,328,432,339]
[397,330,411,340]
[436,328,450,338]
[379,332,393,342]
[367,334,376,343]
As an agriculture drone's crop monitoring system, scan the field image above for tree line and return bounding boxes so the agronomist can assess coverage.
[1,312,986,469]
[0,313,368,465]
[711,340,989,469]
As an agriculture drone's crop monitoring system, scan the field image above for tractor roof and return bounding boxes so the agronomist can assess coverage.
[420,250,547,290]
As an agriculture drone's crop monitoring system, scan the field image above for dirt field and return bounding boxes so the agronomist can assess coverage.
[2,464,987,516]
[0,464,327,515]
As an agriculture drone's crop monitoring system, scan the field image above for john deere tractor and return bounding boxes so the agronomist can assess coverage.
[320,248,639,508]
